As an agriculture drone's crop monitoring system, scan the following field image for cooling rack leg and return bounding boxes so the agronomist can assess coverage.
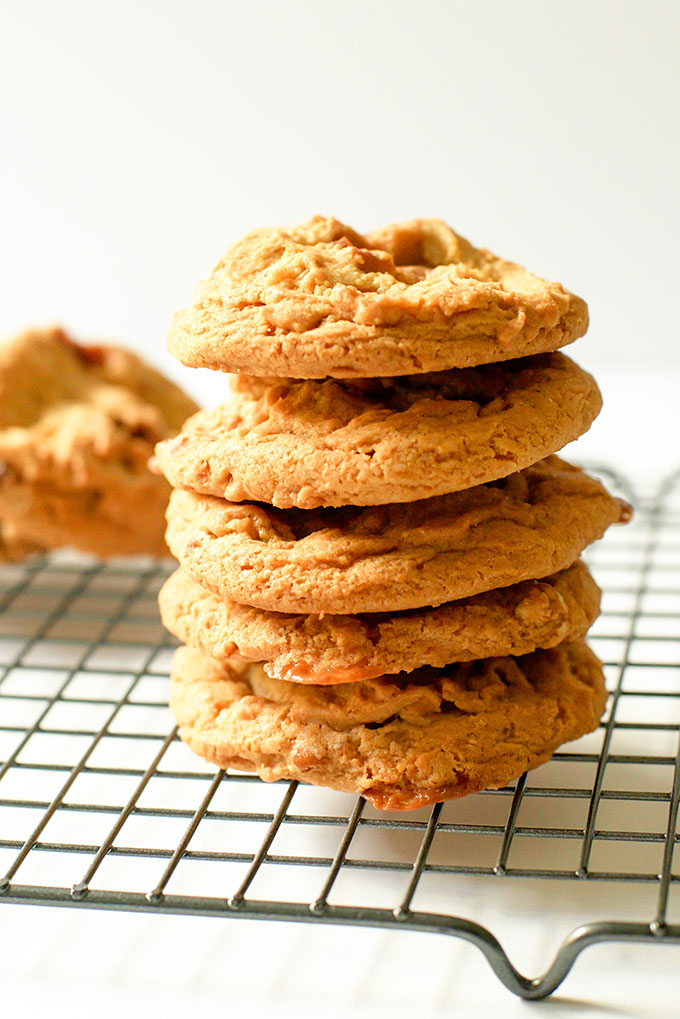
[386,914,680,1000]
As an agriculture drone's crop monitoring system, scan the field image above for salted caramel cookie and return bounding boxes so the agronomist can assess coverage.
[159,561,600,684]
[167,216,588,378]
[165,456,630,614]
[155,353,601,509]
[0,327,198,558]
[170,640,608,810]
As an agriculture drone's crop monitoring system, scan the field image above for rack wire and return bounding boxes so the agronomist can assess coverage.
[1,464,679,1000]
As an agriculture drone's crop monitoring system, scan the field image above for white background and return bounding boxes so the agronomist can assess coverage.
[2,0,679,477]
[1,1,680,1016]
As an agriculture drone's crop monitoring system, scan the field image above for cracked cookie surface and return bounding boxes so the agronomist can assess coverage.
[165,456,630,614]
[170,640,607,810]
[159,561,600,683]
[0,327,198,557]
[155,353,601,508]
[168,216,588,378]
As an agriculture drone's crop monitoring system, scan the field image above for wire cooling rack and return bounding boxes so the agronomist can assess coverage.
[1,465,679,1001]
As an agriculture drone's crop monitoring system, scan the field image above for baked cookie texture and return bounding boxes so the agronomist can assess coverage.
[157,215,629,809]
[170,641,607,810]
[165,456,629,614]
[155,352,601,508]
[167,216,588,378]
[0,327,198,557]
[159,561,600,683]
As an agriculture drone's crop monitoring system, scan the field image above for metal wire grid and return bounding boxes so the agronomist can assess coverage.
[0,466,679,1000]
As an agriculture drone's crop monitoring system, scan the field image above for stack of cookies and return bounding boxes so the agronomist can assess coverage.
[155,217,630,810]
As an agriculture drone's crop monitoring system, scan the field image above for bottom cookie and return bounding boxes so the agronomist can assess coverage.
[170,641,607,810]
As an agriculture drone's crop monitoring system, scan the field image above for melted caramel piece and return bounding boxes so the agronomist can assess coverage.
[364,782,469,811]
[263,659,386,686]
[617,499,634,524]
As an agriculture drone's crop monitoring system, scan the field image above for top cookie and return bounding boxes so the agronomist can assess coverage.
[168,216,589,378]
[0,327,198,557]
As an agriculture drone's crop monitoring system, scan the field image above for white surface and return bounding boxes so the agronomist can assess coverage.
[1,904,680,1019]
[1,2,680,1015]
[567,369,680,487]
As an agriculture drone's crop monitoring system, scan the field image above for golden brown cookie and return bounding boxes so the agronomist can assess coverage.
[168,216,588,378]
[159,561,600,684]
[165,456,630,615]
[0,327,198,558]
[154,353,601,508]
[0,526,43,563]
[170,640,608,810]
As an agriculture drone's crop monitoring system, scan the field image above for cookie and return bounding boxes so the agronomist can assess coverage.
[0,527,43,564]
[165,456,630,614]
[167,216,588,378]
[154,353,601,509]
[170,640,608,810]
[0,327,198,558]
[159,561,600,684]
